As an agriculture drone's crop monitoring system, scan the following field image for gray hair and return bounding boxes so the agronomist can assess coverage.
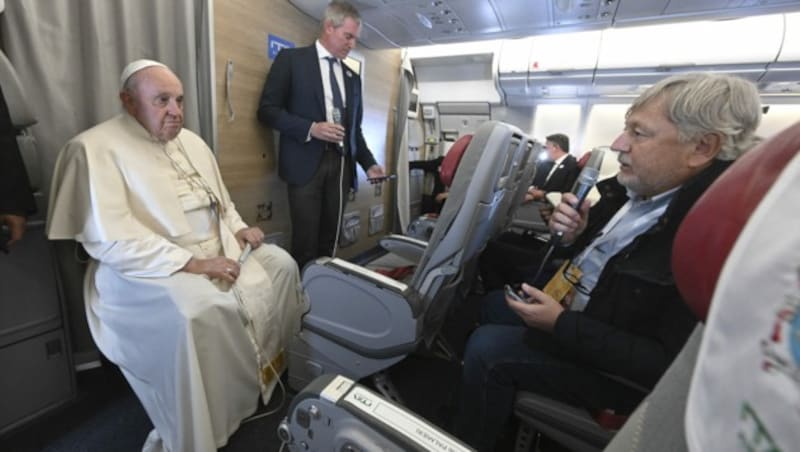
[629,72,762,160]
[323,1,361,29]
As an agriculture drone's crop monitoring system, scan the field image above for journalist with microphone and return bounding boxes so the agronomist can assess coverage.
[258,1,384,268]
[452,73,763,451]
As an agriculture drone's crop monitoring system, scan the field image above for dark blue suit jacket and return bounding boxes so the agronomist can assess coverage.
[531,154,579,193]
[257,44,377,188]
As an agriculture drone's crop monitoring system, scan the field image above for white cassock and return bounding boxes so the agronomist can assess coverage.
[47,113,307,452]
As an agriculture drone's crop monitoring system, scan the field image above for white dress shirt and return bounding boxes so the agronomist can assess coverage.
[315,40,347,123]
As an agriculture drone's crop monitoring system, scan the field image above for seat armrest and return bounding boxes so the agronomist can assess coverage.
[321,257,410,295]
[301,258,420,360]
[379,235,428,263]
[515,392,614,451]
[596,371,650,395]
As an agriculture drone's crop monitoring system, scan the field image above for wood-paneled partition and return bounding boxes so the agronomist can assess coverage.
[214,0,401,258]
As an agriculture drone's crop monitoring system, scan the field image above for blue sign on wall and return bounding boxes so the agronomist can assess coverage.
[268,34,295,60]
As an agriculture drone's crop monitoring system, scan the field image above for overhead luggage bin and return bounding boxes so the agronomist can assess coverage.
[595,14,783,69]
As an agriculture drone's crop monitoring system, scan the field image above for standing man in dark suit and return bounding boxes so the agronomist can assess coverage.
[258,1,385,269]
[525,133,579,203]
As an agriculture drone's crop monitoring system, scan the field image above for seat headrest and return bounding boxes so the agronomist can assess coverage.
[0,50,37,128]
[577,150,592,169]
[439,134,472,188]
[672,121,800,321]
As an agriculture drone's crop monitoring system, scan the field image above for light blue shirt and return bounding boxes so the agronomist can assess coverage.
[570,186,679,311]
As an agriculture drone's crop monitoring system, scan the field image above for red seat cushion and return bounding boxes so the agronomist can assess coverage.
[577,150,592,170]
[439,134,472,188]
[672,121,800,321]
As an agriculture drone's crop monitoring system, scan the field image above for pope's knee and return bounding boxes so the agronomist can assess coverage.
[255,244,300,277]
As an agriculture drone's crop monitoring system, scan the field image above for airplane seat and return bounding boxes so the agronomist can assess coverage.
[439,133,471,188]
[405,133,472,242]
[510,148,595,235]
[0,48,77,435]
[288,121,527,392]
[385,131,534,266]
[489,136,541,237]
[514,122,800,452]
[577,149,592,169]
[280,374,474,451]
[454,133,539,310]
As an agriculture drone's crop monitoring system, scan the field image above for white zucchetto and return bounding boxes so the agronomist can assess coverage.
[119,59,167,89]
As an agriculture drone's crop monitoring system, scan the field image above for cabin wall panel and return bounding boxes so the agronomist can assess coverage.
[214,0,401,258]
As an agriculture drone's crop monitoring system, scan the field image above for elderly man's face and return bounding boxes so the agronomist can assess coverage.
[610,97,699,197]
[322,17,360,60]
[122,67,184,142]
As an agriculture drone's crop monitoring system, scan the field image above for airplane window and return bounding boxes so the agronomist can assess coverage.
[584,104,630,151]
[756,104,800,139]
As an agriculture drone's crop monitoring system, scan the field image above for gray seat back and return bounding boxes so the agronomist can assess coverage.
[492,137,541,236]
[411,120,524,343]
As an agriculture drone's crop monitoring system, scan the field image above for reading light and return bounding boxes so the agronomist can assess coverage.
[417,12,433,29]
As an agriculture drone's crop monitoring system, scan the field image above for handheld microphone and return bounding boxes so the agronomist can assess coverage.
[528,147,607,287]
[332,107,344,149]
[551,147,606,247]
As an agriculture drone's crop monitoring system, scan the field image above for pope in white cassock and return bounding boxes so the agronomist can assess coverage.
[46,59,307,451]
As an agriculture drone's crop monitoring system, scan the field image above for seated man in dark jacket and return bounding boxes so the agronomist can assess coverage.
[452,72,763,451]
[525,133,579,202]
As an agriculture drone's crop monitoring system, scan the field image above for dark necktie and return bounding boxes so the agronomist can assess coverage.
[325,57,345,119]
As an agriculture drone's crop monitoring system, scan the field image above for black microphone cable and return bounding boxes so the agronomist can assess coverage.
[528,147,607,286]
[332,107,345,258]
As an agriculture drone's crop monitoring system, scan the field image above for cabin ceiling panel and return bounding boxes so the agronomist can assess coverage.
[290,0,800,49]
[550,0,615,27]
[613,0,670,22]
[451,0,503,34]
[491,0,551,32]
[664,0,800,16]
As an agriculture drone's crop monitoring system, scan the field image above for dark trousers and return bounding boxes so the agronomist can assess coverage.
[452,291,644,451]
[287,148,352,269]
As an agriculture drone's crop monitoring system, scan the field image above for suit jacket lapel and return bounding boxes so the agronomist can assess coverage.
[308,46,325,116]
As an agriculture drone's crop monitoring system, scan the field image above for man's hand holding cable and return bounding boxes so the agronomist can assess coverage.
[366,165,386,184]
[182,256,240,283]
[548,193,591,245]
[235,227,264,250]
[0,214,26,247]
[310,121,344,143]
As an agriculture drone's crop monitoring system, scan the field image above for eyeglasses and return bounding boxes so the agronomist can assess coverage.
[561,262,591,296]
